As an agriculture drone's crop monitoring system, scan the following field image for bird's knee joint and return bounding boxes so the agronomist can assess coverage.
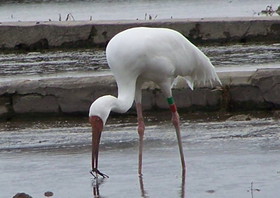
[172,119,180,127]
[138,125,145,136]
[137,118,145,135]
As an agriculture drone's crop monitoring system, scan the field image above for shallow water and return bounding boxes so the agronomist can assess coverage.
[1,113,280,197]
[0,0,279,22]
[1,43,280,82]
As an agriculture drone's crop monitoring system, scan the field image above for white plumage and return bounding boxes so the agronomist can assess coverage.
[89,27,221,178]
[89,27,220,124]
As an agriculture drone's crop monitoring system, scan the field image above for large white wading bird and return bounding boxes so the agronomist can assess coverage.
[89,27,221,178]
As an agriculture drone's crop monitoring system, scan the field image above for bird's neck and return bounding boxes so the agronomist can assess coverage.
[113,77,137,113]
[89,80,136,124]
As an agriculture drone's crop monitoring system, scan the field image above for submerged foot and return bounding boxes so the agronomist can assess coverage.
[90,168,109,179]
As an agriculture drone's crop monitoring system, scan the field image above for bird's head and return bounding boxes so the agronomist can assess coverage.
[89,97,110,150]
[89,95,115,126]
[89,95,118,140]
[89,115,103,137]
[89,96,115,177]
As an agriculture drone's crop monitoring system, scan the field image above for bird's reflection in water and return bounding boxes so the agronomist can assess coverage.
[180,170,186,198]
[139,170,186,198]
[139,175,149,198]
[91,170,186,198]
[92,178,106,198]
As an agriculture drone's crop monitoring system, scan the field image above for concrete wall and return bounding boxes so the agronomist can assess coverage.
[1,17,280,50]
[1,69,280,119]
[1,17,280,119]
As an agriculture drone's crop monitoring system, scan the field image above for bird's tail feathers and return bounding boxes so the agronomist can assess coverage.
[183,60,221,90]
[184,76,194,90]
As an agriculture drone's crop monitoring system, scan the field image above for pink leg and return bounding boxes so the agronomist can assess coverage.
[168,97,186,170]
[136,103,145,175]
[172,110,186,170]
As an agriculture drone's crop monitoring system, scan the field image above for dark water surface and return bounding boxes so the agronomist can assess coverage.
[0,112,280,197]
[1,43,280,82]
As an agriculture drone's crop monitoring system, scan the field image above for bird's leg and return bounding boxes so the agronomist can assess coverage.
[90,116,109,179]
[167,97,186,170]
[92,176,106,198]
[136,103,145,176]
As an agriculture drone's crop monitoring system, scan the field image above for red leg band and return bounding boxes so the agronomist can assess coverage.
[169,104,177,113]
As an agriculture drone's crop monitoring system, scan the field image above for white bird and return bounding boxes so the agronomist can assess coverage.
[89,27,221,178]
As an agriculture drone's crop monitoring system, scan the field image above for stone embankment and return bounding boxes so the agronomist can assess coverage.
[1,17,280,119]
[0,17,280,50]
[1,69,280,119]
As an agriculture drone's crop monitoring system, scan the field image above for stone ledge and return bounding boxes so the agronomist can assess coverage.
[1,17,280,50]
[1,68,280,119]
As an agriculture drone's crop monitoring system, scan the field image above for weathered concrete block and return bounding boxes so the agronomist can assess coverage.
[263,83,280,106]
[13,95,59,113]
[154,90,168,109]
[229,85,265,109]
[0,106,8,115]
[1,17,280,50]
[141,89,156,110]
[1,69,280,118]
[0,96,10,116]
[251,69,280,107]
[0,22,93,49]
[173,89,193,108]
[179,88,221,110]
[52,76,118,113]
[189,89,219,107]
[57,87,94,113]
[153,88,221,111]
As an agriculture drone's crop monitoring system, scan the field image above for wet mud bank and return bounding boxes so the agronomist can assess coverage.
[1,68,280,119]
[0,17,280,50]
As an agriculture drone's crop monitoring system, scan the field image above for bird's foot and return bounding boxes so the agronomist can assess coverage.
[90,168,109,179]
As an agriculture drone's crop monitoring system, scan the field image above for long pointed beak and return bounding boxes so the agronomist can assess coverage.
[89,116,108,178]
